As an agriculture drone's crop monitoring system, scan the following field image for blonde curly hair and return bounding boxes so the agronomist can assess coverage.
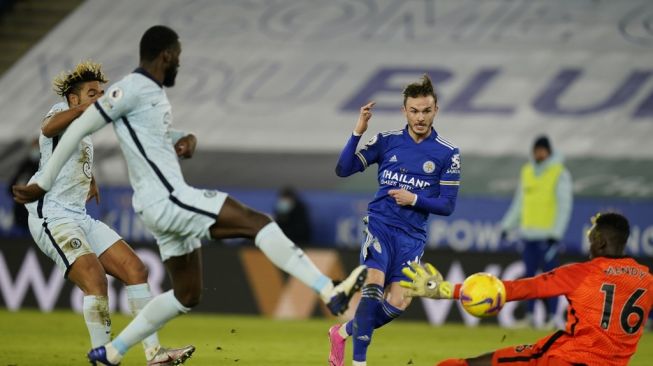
[52,60,108,97]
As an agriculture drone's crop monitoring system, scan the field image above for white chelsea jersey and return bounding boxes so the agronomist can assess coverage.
[95,69,188,212]
[26,102,93,217]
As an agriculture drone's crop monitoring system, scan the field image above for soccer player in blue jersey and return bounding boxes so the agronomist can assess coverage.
[327,75,461,366]
[13,25,366,365]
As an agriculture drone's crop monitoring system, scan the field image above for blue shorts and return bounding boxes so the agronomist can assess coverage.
[359,218,425,286]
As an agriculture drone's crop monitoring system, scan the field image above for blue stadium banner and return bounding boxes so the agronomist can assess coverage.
[1,183,651,257]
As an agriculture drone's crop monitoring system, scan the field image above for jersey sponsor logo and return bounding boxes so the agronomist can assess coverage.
[423,160,436,173]
[82,146,92,179]
[381,169,432,190]
[389,155,398,163]
[446,153,461,174]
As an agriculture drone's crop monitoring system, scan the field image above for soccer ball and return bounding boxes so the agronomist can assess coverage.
[459,273,506,318]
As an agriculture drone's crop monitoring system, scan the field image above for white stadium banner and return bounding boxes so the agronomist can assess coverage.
[0,0,652,157]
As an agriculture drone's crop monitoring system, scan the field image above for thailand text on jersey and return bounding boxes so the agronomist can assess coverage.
[26,102,93,218]
[355,127,460,241]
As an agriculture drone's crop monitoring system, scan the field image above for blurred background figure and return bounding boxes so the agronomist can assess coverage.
[500,135,573,329]
[7,137,39,236]
[273,186,312,246]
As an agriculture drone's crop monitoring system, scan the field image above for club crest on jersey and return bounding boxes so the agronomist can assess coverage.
[70,238,82,249]
[203,190,217,198]
[362,135,378,150]
[423,161,436,173]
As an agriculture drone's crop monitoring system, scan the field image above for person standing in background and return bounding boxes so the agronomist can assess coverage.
[501,135,573,329]
[7,138,40,235]
[273,186,312,246]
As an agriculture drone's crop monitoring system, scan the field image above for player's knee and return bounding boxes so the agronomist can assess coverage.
[123,260,149,285]
[78,270,108,295]
[174,287,202,308]
[387,293,412,310]
[246,209,273,235]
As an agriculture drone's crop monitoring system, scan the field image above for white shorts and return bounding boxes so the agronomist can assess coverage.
[27,213,122,278]
[138,187,227,261]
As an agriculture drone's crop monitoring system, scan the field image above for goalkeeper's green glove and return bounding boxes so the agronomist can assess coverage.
[399,262,453,299]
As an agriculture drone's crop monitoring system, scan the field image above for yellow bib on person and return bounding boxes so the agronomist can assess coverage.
[520,163,563,230]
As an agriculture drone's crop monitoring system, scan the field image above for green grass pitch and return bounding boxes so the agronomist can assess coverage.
[1,310,651,365]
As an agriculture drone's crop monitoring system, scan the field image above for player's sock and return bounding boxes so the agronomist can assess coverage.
[352,284,383,363]
[255,222,331,295]
[340,321,352,338]
[437,359,468,366]
[82,295,111,348]
[125,284,161,359]
[374,299,404,328]
[111,290,190,356]
[340,300,403,339]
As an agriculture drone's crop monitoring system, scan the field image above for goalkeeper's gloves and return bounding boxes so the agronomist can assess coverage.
[400,262,453,299]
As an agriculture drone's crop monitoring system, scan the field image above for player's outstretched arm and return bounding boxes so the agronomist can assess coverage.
[502,263,582,301]
[41,99,97,137]
[13,105,107,203]
[335,102,377,177]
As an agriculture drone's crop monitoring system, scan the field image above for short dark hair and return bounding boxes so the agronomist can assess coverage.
[533,135,552,153]
[595,212,630,251]
[403,74,438,106]
[140,25,179,62]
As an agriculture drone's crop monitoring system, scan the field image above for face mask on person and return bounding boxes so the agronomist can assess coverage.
[276,198,294,214]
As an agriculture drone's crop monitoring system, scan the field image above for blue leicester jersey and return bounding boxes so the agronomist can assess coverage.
[337,126,461,242]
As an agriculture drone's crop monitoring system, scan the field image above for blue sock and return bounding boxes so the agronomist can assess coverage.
[344,300,404,336]
[352,284,383,362]
[376,300,403,327]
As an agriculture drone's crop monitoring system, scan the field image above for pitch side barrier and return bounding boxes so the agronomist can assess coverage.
[1,184,653,256]
[1,241,650,327]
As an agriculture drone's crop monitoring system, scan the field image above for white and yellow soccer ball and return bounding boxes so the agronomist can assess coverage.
[459,273,506,318]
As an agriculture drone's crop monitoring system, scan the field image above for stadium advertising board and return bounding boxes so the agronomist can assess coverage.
[1,242,651,326]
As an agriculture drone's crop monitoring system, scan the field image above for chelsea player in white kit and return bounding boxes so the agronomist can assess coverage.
[328,75,461,366]
[13,26,366,365]
[25,61,193,365]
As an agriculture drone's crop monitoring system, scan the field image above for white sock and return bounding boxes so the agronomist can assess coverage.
[338,324,349,339]
[126,284,160,359]
[353,361,367,366]
[255,222,331,294]
[83,295,111,348]
[111,290,190,357]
